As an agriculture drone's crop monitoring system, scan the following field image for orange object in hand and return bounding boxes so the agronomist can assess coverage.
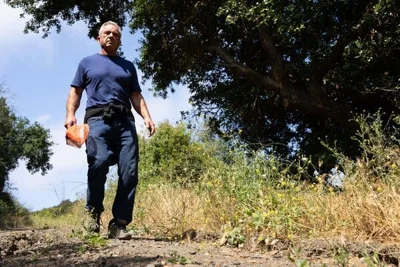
[66,124,89,148]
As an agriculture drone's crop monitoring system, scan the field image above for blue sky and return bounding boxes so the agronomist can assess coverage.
[1,2,192,211]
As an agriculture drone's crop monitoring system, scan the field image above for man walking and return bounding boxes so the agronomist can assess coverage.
[64,21,155,240]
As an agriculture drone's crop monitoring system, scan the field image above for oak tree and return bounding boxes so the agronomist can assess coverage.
[7,0,399,156]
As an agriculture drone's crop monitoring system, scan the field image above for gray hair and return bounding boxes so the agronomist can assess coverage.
[98,21,122,36]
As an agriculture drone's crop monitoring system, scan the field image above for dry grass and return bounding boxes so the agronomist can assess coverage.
[28,162,400,247]
[30,200,87,230]
[29,113,400,244]
[101,182,224,236]
[30,175,400,244]
[297,183,400,242]
[133,184,208,235]
[125,170,400,244]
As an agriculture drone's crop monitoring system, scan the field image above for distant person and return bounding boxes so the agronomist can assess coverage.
[64,21,155,240]
[313,161,345,191]
[327,164,345,190]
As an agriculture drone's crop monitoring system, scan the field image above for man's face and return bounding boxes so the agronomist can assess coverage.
[97,24,121,51]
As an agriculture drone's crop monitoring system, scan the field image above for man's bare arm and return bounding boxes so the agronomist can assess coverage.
[130,92,155,136]
[64,86,83,128]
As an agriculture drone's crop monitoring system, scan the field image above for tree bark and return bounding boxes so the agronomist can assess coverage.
[208,44,359,131]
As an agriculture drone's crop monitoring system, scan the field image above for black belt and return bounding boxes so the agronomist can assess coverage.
[84,103,134,123]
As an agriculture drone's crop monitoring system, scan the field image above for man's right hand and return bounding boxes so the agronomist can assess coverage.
[64,116,77,129]
[65,86,83,129]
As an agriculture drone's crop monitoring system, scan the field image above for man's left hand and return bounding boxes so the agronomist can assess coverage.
[144,117,155,137]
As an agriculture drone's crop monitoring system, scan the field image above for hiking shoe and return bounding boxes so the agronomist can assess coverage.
[85,212,101,233]
[107,219,132,240]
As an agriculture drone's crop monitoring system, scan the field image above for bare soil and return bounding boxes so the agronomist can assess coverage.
[0,229,399,266]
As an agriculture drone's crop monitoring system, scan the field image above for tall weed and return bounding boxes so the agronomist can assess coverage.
[32,113,400,244]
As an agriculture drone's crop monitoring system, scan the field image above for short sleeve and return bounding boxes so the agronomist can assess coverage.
[131,64,142,93]
[71,61,86,88]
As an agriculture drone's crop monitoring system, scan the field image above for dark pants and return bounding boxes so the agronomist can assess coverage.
[85,116,139,224]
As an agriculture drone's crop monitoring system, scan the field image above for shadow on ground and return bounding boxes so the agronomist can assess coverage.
[1,240,165,267]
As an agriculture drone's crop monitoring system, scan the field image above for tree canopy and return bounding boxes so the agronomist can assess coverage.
[7,0,399,157]
[0,89,53,201]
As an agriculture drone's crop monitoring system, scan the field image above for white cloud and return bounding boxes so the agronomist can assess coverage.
[145,90,191,123]
[63,20,91,39]
[133,71,193,128]
[62,20,97,51]
[36,114,52,125]
[0,2,55,71]
[9,117,88,211]
[0,2,27,39]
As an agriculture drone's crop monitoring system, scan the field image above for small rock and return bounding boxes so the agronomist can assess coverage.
[182,229,197,241]
[14,249,30,256]
[17,240,29,248]
[268,250,279,257]
[251,254,263,259]
[219,234,227,246]
[270,239,280,246]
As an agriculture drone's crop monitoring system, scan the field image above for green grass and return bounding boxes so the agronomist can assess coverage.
[26,114,400,245]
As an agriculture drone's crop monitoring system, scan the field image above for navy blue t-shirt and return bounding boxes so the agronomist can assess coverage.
[71,53,142,110]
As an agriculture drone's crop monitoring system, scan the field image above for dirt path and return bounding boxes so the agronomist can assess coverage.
[0,229,398,266]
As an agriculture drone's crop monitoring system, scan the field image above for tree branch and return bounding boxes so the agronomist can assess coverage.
[207,45,359,131]
[309,1,374,97]
[313,31,359,82]
[207,45,282,94]
[307,29,360,100]
[258,27,285,81]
